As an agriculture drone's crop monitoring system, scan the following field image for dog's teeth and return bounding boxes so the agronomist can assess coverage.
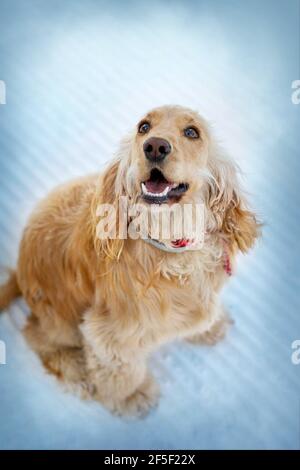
[161,186,170,196]
[141,183,147,195]
[141,184,170,198]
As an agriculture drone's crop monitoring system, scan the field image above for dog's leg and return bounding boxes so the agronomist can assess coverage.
[41,346,95,399]
[24,313,93,399]
[81,309,160,417]
[185,301,233,346]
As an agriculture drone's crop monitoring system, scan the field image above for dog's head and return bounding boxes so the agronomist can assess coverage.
[97,105,260,258]
[129,105,210,205]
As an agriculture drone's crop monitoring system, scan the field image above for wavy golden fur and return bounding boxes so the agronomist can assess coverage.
[0,105,260,416]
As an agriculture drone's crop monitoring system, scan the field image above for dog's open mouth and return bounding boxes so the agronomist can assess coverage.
[141,168,189,204]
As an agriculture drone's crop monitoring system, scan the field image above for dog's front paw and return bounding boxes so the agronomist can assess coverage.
[113,374,160,418]
[187,313,233,346]
[64,380,96,400]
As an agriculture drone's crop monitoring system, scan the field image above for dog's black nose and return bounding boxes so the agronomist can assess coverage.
[143,137,171,162]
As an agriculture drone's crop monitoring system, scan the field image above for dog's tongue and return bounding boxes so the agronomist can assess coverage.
[145,180,169,194]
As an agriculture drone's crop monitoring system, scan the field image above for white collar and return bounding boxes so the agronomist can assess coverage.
[143,237,232,276]
[143,238,196,254]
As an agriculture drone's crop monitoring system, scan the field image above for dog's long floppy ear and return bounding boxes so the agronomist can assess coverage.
[206,146,261,253]
[92,139,129,260]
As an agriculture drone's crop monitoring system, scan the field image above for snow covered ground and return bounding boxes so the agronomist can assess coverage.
[0,0,299,449]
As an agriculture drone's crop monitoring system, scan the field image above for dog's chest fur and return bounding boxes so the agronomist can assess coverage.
[99,240,224,344]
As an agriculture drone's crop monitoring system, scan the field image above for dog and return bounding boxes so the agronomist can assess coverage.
[0,105,260,416]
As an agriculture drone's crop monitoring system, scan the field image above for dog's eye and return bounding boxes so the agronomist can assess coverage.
[184,127,199,139]
[138,121,151,134]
